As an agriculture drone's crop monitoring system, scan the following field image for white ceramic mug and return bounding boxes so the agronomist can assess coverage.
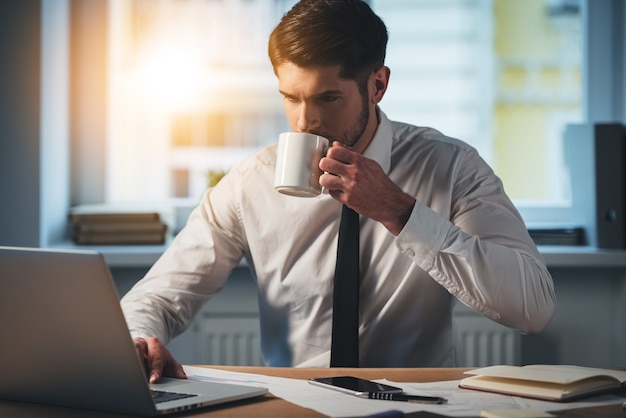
[274,132,330,197]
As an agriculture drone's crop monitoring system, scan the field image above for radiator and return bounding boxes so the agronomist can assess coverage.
[456,314,521,367]
[197,312,521,367]
[199,314,264,366]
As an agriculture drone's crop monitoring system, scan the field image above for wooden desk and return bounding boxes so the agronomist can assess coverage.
[0,367,624,417]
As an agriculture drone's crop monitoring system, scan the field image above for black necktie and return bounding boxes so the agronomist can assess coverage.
[330,205,360,367]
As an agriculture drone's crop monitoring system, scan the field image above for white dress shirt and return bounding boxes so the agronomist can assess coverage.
[120,110,556,367]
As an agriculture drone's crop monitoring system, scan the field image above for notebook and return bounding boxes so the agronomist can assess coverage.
[0,246,268,416]
[460,364,626,402]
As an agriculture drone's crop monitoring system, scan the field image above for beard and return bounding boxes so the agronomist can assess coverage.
[315,90,370,148]
[342,92,370,148]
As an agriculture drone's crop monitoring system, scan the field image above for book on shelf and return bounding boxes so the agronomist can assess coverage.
[73,221,167,234]
[459,364,626,402]
[69,212,162,224]
[72,231,166,245]
[527,227,585,246]
[69,209,167,245]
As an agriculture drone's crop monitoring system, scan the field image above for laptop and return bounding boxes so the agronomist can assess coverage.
[0,246,268,416]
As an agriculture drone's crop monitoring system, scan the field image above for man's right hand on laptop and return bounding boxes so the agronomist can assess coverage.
[133,337,187,383]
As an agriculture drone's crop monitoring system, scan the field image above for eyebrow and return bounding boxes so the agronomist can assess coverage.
[279,89,343,100]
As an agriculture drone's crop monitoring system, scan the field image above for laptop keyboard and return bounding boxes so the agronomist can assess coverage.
[150,389,198,404]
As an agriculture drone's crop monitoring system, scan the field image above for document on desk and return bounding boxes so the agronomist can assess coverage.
[183,366,626,418]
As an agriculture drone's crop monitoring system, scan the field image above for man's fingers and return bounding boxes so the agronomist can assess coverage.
[133,337,187,383]
[164,359,188,380]
[146,337,164,383]
[133,338,149,369]
[319,145,360,194]
[133,337,160,383]
[321,143,356,172]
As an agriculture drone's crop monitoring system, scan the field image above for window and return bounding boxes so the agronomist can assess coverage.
[104,0,580,203]
[69,0,623,237]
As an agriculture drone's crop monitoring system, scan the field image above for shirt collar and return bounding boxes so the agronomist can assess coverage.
[362,108,392,174]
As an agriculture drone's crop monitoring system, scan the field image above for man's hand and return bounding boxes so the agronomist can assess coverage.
[319,142,415,236]
[133,337,187,383]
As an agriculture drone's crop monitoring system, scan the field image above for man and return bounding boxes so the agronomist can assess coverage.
[121,0,556,383]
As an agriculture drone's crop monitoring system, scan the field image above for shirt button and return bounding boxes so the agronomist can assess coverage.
[449,286,459,294]
[405,249,415,257]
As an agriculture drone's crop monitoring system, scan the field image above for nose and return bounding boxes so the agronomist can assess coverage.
[295,102,320,133]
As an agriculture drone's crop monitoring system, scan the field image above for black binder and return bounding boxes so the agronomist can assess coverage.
[594,123,626,248]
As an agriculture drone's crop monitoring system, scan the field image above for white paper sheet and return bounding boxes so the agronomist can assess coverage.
[183,366,626,417]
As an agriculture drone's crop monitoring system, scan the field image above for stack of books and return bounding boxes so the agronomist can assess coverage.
[528,227,585,246]
[70,212,168,245]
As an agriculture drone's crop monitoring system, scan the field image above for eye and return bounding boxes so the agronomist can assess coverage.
[319,95,340,103]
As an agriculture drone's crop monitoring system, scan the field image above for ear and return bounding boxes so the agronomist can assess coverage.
[371,66,390,104]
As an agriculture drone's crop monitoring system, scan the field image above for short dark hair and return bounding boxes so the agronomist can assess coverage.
[268,0,388,82]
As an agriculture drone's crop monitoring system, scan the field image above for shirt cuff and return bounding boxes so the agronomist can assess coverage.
[395,201,452,270]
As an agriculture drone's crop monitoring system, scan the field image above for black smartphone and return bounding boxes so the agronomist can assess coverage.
[308,376,403,396]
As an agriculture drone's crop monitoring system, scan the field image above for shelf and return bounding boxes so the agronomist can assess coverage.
[51,239,171,268]
[51,240,626,270]
[539,246,626,268]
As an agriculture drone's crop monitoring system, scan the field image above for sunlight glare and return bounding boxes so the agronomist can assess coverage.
[132,44,207,112]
